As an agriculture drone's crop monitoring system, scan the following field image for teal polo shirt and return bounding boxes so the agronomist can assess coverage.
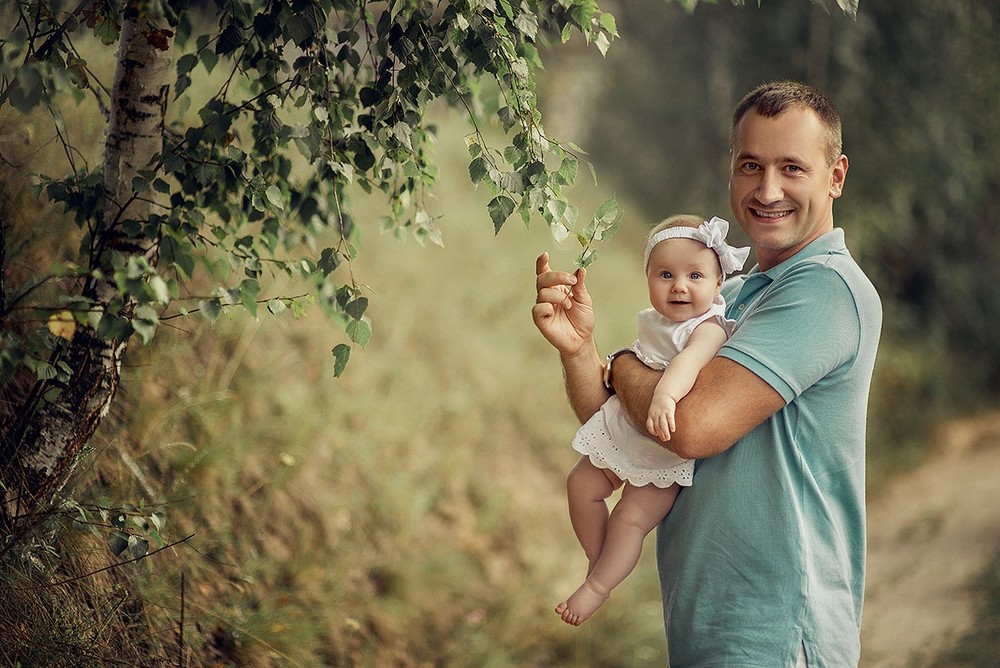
[657,229,882,667]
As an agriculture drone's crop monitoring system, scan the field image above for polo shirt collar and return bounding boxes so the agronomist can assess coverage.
[748,228,847,281]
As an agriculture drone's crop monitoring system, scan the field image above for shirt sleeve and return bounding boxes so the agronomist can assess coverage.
[718,260,862,403]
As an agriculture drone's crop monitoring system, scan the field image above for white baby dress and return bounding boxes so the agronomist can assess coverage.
[571,298,736,488]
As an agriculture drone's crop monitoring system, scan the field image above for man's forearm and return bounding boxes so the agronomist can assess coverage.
[611,352,663,434]
[561,340,610,424]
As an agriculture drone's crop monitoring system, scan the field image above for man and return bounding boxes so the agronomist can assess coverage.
[533,81,882,666]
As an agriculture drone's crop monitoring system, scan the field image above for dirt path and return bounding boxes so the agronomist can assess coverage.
[861,414,1000,666]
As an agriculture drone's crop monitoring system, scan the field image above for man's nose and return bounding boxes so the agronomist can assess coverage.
[755,168,783,204]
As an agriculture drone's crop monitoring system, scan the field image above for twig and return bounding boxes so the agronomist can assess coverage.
[10,533,196,590]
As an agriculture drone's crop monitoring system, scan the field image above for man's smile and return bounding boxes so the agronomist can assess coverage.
[750,206,793,220]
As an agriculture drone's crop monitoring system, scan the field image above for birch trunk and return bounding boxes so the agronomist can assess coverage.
[1,11,173,523]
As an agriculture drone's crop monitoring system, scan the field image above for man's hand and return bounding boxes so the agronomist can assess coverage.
[532,252,595,358]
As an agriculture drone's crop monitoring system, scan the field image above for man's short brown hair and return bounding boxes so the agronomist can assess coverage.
[730,80,843,166]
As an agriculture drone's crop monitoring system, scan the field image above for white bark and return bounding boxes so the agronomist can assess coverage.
[2,11,173,520]
[103,15,172,242]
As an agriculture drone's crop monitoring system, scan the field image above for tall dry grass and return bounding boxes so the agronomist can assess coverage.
[9,113,673,666]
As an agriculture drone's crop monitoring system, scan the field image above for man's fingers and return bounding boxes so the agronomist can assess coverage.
[535,252,550,276]
[535,271,577,293]
[535,253,578,291]
[531,302,554,324]
[536,286,573,307]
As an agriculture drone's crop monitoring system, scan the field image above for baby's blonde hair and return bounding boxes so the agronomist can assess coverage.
[646,214,723,275]
[647,214,704,240]
[647,213,704,240]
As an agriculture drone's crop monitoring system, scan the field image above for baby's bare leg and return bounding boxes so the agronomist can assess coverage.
[558,481,680,626]
[565,456,622,570]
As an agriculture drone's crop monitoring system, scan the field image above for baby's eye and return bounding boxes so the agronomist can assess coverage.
[659,271,672,279]
[690,272,703,280]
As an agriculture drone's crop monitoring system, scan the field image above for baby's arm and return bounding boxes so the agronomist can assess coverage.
[646,321,729,441]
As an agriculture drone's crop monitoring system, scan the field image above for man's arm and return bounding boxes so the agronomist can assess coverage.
[612,353,784,459]
[532,252,609,423]
[560,340,610,424]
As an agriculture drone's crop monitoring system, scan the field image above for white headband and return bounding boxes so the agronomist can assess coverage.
[643,216,750,276]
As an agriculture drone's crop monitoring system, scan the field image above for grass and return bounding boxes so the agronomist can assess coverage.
[0,111,673,666]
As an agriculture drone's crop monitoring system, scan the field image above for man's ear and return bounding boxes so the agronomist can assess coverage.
[830,154,849,199]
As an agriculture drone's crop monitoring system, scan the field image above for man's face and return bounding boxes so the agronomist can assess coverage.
[729,107,848,271]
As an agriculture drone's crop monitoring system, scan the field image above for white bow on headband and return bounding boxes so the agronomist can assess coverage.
[643,216,751,276]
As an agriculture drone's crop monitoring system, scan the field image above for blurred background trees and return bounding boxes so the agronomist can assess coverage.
[544,0,1000,467]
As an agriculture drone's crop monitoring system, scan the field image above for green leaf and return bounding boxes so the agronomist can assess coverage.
[393,122,413,151]
[239,278,260,315]
[488,195,516,234]
[9,66,43,113]
[600,12,618,36]
[24,357,57,381]
[595,32,611,57]
[318,248,341,276]
[546,198,567,223]
[285,14,315,48]
[97,313,133,342]
[498,106,517,132]
[576,246,598,268]
[332,344,350,377]
[198,298,222,322]
[216,23,243,55]
[346,318,372,348]
[515,12,538,39]
[148,275,171,303]
[126,536,149,560]
[108,530,130,557]
[265,185,284,210]
[132,305,159,345]
[267,298,287,316]
[199,48,218,73]
[555,156,579,186]
[177,53,198,77]
[345,297,368,320]
[469,157,488,185]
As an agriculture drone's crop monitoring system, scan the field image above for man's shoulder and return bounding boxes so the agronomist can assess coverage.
[778,250,881,308]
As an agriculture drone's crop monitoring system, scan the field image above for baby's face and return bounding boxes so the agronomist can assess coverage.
[645,238,723,323]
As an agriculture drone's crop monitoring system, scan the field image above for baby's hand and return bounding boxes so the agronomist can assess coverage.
[646,396,677,441]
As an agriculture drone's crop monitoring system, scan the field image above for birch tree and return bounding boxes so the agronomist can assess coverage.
[0,0,623,528]
[0,0,857,528]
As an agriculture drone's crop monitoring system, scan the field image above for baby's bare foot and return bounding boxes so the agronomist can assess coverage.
[555,580,609,626]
